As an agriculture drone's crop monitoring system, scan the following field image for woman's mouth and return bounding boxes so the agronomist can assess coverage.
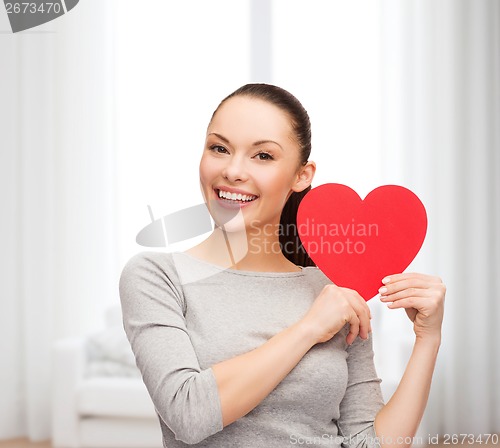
[214,188,259,208]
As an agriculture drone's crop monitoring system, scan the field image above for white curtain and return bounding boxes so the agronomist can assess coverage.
[379,0,500,435]
[0,0,118,441]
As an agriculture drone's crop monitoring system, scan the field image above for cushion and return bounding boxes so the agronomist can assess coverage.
[85,325,139,378]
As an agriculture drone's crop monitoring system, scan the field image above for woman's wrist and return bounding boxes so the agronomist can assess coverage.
[415,332,441,350]
[293,318,319,348]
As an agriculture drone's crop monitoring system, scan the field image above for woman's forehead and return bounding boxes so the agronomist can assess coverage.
[208,96,294,141]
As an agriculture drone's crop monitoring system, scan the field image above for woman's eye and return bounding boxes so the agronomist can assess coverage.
[256,152,274,161]
[209,145,228,154]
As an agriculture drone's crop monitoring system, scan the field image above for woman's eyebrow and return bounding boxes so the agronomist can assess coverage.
[253,140,284,151]
[208,133,283,151]
[208,132,231,144]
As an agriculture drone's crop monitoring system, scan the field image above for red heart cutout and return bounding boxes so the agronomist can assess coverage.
[297,183,427,301]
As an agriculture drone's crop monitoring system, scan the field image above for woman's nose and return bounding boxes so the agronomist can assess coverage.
[222,155,248,182]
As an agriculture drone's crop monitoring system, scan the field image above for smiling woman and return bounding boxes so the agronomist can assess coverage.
[119,83,445,448]
[194,84,316,270]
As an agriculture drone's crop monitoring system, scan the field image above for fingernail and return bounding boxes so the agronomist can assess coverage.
[382,277,391,284]
[379,286,387,294]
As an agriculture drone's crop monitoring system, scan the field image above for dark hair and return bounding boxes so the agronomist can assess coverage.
[211,83,315,267]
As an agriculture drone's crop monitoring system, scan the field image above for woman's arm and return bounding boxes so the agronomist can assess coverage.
[374,273,446,448]
[212,319,316,426]
[213,283,373,427]
[120,253,226,445]
[374,336,440,447]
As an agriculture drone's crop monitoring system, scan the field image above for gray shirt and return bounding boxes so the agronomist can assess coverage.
[119,251,385,447]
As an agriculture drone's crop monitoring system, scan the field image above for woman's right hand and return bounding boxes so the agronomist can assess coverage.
[300,284,372,345]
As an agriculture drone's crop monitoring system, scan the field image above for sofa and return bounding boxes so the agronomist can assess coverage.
[51,305,163,448]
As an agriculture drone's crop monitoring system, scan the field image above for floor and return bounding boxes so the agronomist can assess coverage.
[0,441,50,448]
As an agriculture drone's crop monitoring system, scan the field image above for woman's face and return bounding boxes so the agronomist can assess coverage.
[199,95,306,233]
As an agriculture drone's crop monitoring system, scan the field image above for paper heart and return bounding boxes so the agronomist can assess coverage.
[297,183,427,301]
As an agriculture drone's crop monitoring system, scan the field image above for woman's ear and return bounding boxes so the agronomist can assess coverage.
[292,161,316,193]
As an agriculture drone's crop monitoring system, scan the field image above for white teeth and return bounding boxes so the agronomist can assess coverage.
[217,189,257,202]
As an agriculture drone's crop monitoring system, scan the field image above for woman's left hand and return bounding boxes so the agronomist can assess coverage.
[378,273,446,342]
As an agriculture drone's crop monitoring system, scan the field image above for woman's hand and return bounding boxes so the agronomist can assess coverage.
[300,284,372,345]
[379,273,446,342]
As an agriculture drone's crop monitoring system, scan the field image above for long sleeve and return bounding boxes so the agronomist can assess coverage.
[118,252,224,445]
[337,331,385,448]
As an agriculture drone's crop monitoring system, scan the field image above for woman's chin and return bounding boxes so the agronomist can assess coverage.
[208,201,248,230]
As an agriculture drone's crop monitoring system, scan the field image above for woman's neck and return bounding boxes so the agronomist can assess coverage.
[184,223,301,272]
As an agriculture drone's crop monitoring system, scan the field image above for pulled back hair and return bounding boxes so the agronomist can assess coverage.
[210,83,315,267]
